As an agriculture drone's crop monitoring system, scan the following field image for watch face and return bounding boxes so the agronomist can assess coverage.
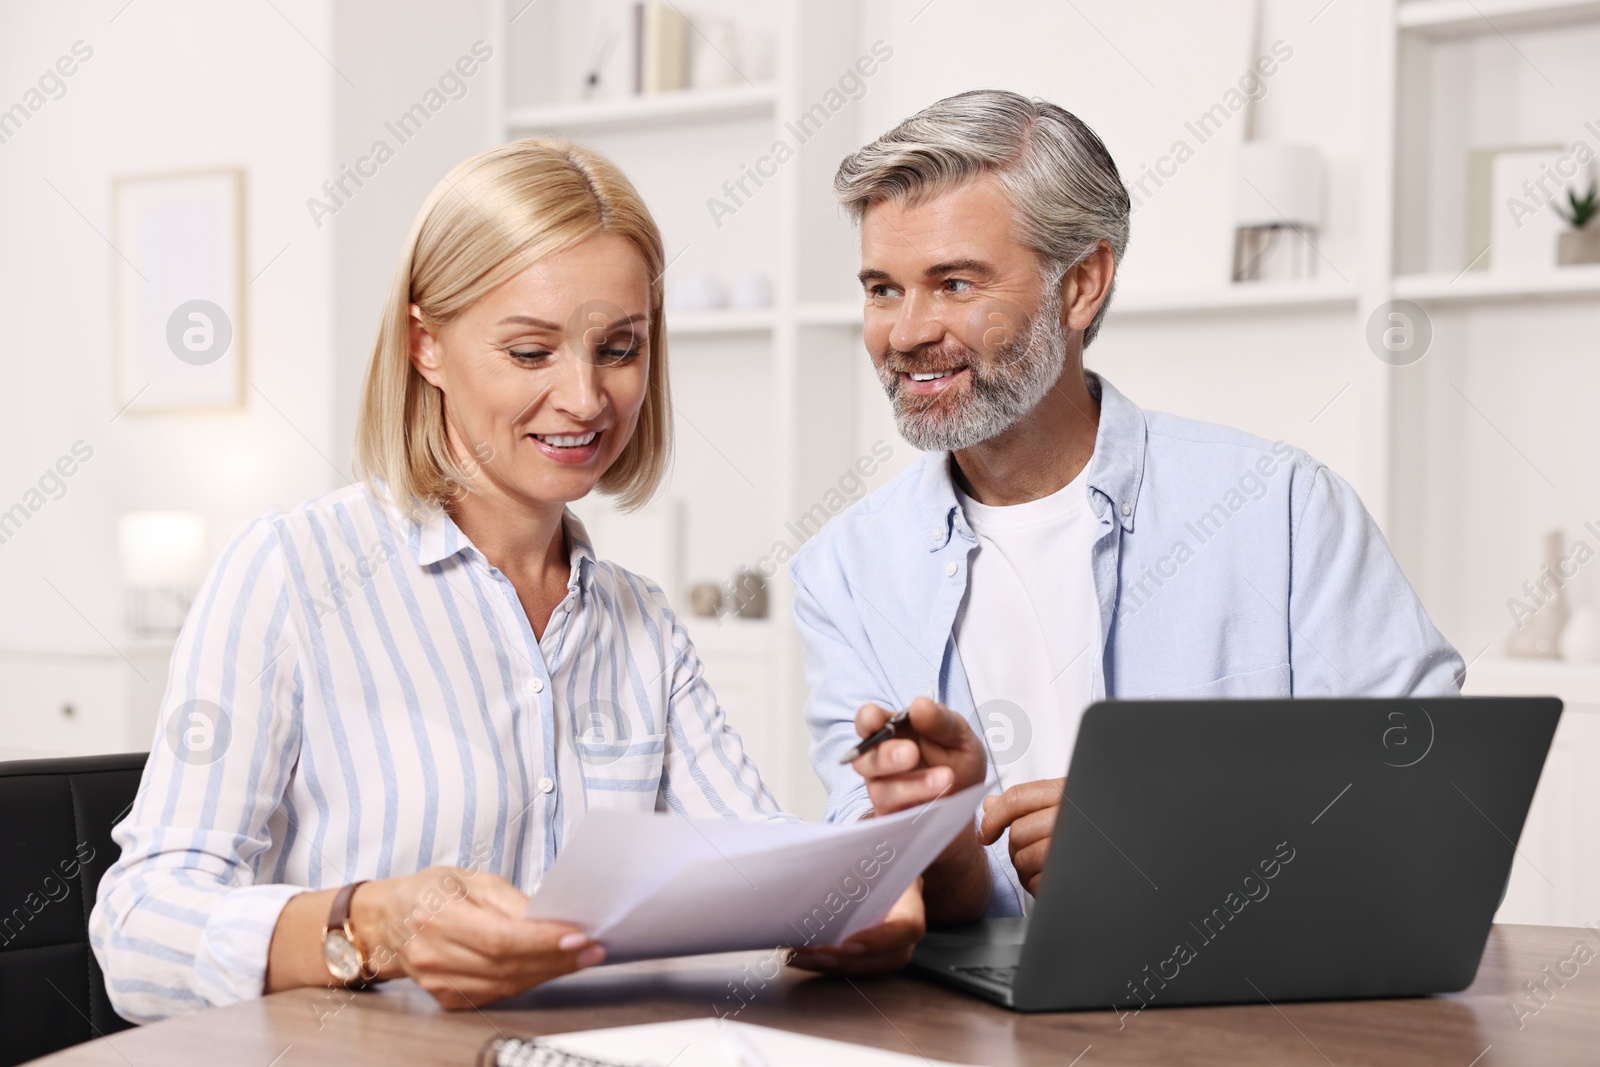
[322,930,363,982]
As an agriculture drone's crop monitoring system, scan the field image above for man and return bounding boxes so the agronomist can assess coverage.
[801,89,1463,922]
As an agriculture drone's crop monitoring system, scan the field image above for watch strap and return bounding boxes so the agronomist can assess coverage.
[327,880,373,987]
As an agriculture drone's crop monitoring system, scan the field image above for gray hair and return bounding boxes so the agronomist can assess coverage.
[834,89,1130,347]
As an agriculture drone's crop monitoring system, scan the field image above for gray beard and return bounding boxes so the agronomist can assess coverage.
[877,285,1068,453]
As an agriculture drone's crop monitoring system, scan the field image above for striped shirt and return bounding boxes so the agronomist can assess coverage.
[89,482,785,1022]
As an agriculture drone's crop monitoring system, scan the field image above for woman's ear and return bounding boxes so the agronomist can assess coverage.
[409,304,446,388]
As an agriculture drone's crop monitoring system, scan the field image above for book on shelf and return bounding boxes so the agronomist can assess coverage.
[635,2,689,95]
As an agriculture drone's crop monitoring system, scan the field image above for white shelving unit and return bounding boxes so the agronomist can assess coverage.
[484,1,1600,847]
[1385,0,1600,927]
[1110,281,1360,317]
[1393,264,1600,303]
[490,0,875,817]
[0,643,171,761]
[666,309,776,336]
[1463,658,1600,927]
[1397,0,1600,33]
[504,82,779,133]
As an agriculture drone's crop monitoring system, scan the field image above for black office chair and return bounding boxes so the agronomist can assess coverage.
[0,752,146,1066]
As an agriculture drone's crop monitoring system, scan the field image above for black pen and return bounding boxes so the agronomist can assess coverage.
[837,708,912,764]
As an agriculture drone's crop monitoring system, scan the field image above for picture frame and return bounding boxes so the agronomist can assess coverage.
[111,167,245,413]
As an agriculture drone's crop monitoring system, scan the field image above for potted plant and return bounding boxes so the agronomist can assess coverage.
[1555,181,1600,265]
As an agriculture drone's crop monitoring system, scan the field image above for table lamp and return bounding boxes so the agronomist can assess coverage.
[119,511,206,640]
[1232,142,1323,282]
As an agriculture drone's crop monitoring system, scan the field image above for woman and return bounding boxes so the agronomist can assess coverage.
[90,139,922,1021]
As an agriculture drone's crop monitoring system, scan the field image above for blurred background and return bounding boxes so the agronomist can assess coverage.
[2,0,1597,926]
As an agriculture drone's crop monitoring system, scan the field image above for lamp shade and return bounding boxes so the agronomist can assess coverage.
[1234,142,1323,228]
[118,511,207,585]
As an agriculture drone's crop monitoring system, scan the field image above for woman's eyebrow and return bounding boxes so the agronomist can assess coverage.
[496,315,562,329]
[496,313,649,329]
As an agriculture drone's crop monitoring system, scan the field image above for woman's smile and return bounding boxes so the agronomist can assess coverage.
[528,427,604,464]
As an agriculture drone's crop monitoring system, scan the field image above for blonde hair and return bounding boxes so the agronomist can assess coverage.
[356,137,671,518]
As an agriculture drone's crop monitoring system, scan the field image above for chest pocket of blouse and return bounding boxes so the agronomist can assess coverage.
[577,733,666,811]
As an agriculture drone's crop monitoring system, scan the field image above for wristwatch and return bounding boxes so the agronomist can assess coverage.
[321,881,375,988]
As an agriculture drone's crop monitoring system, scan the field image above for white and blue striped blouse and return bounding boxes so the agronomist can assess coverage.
[89,482,785,1022]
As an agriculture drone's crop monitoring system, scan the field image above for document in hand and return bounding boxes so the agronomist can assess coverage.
[523,785,985,963]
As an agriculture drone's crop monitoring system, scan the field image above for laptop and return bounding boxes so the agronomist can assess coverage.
[910,696,1562,1013]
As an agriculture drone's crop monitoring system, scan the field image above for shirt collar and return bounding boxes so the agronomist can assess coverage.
[921,370,1148,550]
[400,490,597,594]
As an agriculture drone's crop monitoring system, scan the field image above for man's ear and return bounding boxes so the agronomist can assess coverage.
[1061,241,1116,334]
[409,304,446,388]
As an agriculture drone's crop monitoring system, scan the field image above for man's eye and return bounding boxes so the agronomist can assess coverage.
[868,285,898,299]
[944,278,973,293]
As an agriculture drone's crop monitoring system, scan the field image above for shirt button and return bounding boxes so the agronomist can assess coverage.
[530,676,545,693]
[1121,502,1132,517]
[563,600,573,612]
[945,560,959,577]
[538,776,555,794]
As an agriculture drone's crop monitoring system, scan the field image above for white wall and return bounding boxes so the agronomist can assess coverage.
[0,0,337,662]
[329,0,499,475]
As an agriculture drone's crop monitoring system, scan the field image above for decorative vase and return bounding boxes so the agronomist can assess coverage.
[730,569,768,619]
[1558,228,1600,266]
[1560,606,1600,663]
[1506,529,1569,659]
[688,582,724,618]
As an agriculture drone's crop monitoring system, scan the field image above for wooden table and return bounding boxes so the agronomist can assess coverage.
[31,924,1600,1066]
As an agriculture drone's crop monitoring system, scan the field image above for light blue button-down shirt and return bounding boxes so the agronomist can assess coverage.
[793,372,1463,915]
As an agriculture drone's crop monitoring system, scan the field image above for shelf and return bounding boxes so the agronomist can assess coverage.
[1391,266,1600,304]
[1111,281,1359,316]
[1462,657,1600,706]
[1398,0,1600,35]
[666,309,775,336]
[506,84,778,133]
[682,615,776,658]
[797,302,864,327]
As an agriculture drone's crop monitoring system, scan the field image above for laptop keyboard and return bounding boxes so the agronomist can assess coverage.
[951,964,1018,987]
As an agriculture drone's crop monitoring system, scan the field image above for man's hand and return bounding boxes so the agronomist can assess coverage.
[788,881,925,974]
[848,696,987,815]
[847,697,992,923]
[979,778,1065,896]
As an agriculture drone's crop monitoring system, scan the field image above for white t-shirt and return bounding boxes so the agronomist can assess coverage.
[953,462,1101,794]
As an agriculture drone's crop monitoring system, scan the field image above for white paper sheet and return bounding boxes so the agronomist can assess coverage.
[523,785,985,962]
[536,1018,990,1067]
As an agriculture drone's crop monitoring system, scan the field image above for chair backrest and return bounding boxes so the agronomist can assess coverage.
[0,752,147,1066]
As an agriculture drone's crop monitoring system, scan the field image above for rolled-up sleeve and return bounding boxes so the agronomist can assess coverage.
[1288,462,1464,696]
[90,517,306,1022]
[791,556,887,826]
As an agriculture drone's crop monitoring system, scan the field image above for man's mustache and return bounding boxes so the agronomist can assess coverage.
[881,343,978,377]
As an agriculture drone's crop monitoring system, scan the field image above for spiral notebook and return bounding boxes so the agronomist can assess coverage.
[478,1018,990,1066]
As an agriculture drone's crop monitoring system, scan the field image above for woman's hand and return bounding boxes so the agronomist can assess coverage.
[787,880,926,974]
[353,866,605,1009]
